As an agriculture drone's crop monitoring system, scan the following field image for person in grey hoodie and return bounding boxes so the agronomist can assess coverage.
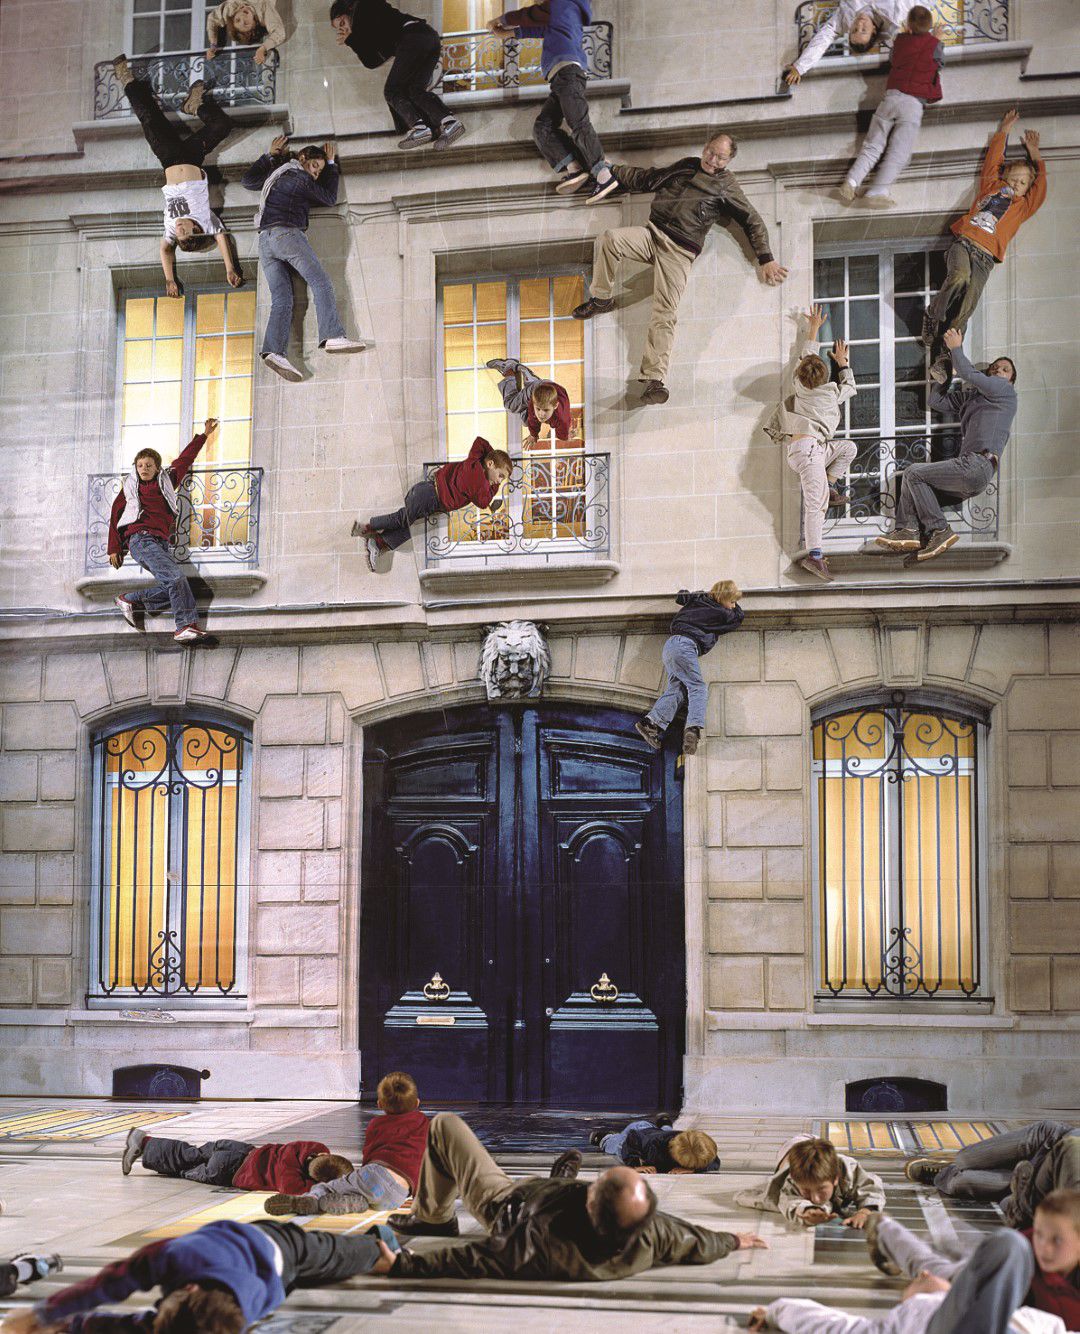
[876,327,1016,563]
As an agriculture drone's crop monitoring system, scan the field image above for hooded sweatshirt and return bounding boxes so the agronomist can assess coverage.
[434,436,502,512]
[107,432,206,556]
[669,592,744,656]
[231,1139,330,1194]
[500,1,591,80]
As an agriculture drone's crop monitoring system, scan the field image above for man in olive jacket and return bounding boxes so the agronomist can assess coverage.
[573,132,788,406]
[384,1113,766,1281]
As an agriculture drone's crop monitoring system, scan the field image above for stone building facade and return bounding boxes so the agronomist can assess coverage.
[1,0,1078,1109]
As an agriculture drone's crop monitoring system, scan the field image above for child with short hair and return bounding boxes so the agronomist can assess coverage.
[486,357,574,443]
[266,1071,431,1217]
[356,439,512,571]
[635,581,743,758]
[120,1126,351,1194]
[206,1,286,66]
[109,417,219,645]
[766,305,857,583]
[735,1133,886,1227]
[922,108,1046,381]
[589,1118,720,1175]
[109,57,243,298]
[841,6,943,208]
[487,2,617,202]
[783,0,908,85]
[1026,1190,1080,1326]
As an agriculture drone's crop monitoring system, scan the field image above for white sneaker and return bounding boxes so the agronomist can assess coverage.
[365,536,382,572]
[262,352,303,382]
[838,180,857,201]
[114,595,139,628]
[173,624,209,644]
[322,337,368,354]
[863,192,896,209]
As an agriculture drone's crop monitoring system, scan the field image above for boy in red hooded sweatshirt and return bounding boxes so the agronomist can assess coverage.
[355,439,511,571]
[120,1126,352,1194]
[840,6,944,208]
[486,356,574,446]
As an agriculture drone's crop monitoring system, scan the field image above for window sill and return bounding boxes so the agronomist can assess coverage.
[76,567,269,601]
[72,103,290,150]
[794,40,1031,80]
[0,1008,255,1026]
[706,1009,1011,1030]
[420,559,619,595]
[817,541,1011,573]
[441,78,630,111]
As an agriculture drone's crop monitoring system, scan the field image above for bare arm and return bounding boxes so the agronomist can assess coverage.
[159,239,181,298]
[213,232,243,287]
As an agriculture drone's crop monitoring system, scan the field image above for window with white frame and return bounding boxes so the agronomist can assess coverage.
[89,714,250,1003]
[811,692,989,1002]
[812,242,964,537]
[436,272,605,559]
[129,0,211,56]
[795,0,1010,61]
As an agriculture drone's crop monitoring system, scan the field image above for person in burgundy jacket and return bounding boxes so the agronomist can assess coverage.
[1023,1190,1080,1329]
[486,356,574,444]
[266,1071,431,1216]
[108,417,218,645]
[120,1126,352,1195]
[841,4,944,207]
[355,438,512,571]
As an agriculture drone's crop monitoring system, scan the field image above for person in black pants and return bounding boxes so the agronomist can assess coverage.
[112,55,243,296]
[329,0,466,150]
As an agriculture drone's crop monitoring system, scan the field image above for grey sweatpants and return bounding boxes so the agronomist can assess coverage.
[895,453,995,535]
[490,357,542,424]
[848,88,924,192]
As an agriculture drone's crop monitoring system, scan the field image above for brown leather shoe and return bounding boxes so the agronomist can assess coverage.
[387,1212,460,1237]
[571,296,615,320]
[641,379,670,405]
[799,554,832,581]
[550,1149,582,1179]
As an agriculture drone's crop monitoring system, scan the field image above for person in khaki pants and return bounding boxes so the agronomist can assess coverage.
[384,1112,766,1280]
[572,132,787,406]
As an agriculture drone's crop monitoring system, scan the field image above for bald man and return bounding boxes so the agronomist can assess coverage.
[382,1113,765,1281]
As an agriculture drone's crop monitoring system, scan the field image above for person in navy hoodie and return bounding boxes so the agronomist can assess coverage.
[4,1219,394,1333]
[489,1,617,201]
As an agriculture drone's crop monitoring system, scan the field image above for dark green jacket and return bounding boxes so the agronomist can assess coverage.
[611,157,774,265]
[391,1179,739,1281]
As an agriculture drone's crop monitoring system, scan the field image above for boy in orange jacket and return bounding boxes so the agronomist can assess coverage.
[923,108,1045,381]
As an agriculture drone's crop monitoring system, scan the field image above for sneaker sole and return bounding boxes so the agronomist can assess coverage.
[556,174,590,194]
[263,358,303,383]
[434,125,466,150]
[634,723,661,751]
[875,537,921,552]
[916,532,959,561]
[324,343,369,354]
[587,179,620,202]
[641,392,669,405]
[398,136,434,150]
[799,559,833,581]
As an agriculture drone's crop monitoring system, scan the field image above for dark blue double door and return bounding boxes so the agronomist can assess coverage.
[359,702,684,1108]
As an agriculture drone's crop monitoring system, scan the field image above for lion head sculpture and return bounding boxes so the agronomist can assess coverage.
[479,620,551,701]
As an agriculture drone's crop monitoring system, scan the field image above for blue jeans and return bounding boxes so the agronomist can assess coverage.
[125,532,196,631]
[599,1119,654,1161]
[648,635,707,731]
[259,226,345,357]
[311,1160,411,1210]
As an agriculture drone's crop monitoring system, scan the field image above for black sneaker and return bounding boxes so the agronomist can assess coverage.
[653,1114,674,1130]
[556,169,591,195]
[387,1213,460,1237]
[918,309,937,349]
[682,726,701,755]
[584,175,620,203]
[904,1156,949,1186]
[433,118,466,150]
[550,1149,583,1179]
[875,527,921,553]
[634,718,662,751]
[641,379,670,405]
[121,1127,147,1175]
[572,296,615,320]
[916,526,959,561]
[588,1128,607,1149]
[865,1212,902,1277]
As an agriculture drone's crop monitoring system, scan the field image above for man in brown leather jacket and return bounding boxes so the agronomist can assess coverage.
[382,1113,766,1280]
[573,132,788,407]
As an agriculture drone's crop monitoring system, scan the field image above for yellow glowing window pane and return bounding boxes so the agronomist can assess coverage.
[474,324,507,364]
[552,317,584,362]
[475,281,507,323]
[124,383,154,427]
[442,283,474,326]
[155,295,185,338]
[196,293,226,335]
[476,411,507,450]
[475,372,505,412]
[445,369,477,414]
[553,273,584,311]
[520,277,550,319]
[216,419,251,460]
[223,377,252,420]
[123,340,154,383]
[153,382,182,423]
[559,362,584,403]
[193,380,220,422]
[125,297,155,341]
[520,322,551,365]
[153,337,183,382]
[226,289,256,330]
[196,336,225,379]
[444,324,476,370]
[224,334,254,377]
[447,414,479,460]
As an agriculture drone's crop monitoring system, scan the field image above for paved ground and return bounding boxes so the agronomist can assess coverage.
[0,1098,1050,1332]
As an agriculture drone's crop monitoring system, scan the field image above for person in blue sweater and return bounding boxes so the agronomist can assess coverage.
[489,2,617,201]
[590,1118,721,1175]
[876,327,1017,563]
[241,134,368,384]
[4,1220,394,1333]
[636,580,744,757]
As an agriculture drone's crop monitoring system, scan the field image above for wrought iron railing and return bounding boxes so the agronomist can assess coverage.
[439,21,612,93]
[85,466,263,573]
[820,434,999,545]
[795,0,1009,59]
[813,694,985,1000]
[93,46,278,120]
[422,451,610,568]
[91,719,247,1000]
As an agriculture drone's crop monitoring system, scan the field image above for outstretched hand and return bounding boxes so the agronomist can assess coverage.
[942,327,963,350]
[203,417,220,437]
[843,1208,873,1229]
[735,1232,769,1251]
[1000,107,1019,133]
[806,303,826,334]
[323,140,337,164]
[760,261,789,287]
[748,1310,770,1332]
[1022,128,1041,157]
[800,1207,832,1226]
[830,338,849,368]
[270,133,289,156]
[487,18,515,35]
[783,66,802,86]
[371,1240,400,1275]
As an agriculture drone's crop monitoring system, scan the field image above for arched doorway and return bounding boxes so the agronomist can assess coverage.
[358,700,685,1108]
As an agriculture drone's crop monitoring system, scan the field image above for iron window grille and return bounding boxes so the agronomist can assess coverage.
[438,21,612,94]
[811,692,989,1001]
[794,0,1010,61]
[89,715,250,1003]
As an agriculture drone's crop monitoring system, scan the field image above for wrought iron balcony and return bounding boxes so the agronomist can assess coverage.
[422,451,610,569]
[438,21,612,94]
[821,434,999,546]
[795,0,1009,60]
[85,466,263,573]
[93,46,278,120]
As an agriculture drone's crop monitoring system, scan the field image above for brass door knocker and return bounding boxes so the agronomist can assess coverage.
[589,972,619,1002]
[423,972,450,1002]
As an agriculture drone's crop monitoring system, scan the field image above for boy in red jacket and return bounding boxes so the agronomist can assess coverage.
[486,357,574,445]
[108,417,218,645]
[355,439,512,571]
[266,1071,430,1216]
[120,1128,352,1194]
[841,6,943,208]
[1024,1190,1080,1328]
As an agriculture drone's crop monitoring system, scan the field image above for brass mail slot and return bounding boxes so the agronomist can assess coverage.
[416,1014,456,1026]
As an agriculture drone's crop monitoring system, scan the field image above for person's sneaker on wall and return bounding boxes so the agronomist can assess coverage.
[180,80,206,116]
[641,380,670,405]
[584,175,620,203]
[173,625,210,644]
[916,527,959,561]
[121,1127,147,1176]
[571,296,615,320]
[634,717,662,750]
[838,180,857,202]
[262,352,303,383]
[828,486,848,508]
[550,1149,583,1180]
[322,337,368,353]
[928,356,951,385]
[398,124,434,150]
[799,553,832,581]
[433,117,466,150]
[365,535,385,572]
[875,527,921,552]
[918,309,936,348]
[115,595,141,629]
[863,191,896,209]
[556,169,591,195]
[681,726,701,755]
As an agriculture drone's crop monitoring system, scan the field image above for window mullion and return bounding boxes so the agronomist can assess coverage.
[181,294,197,447]
[507,280,524,528]
[165,722,187,997]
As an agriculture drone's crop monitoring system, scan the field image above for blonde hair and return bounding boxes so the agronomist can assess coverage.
[669,1130,718,1171]
[307,1152,353,1182]
[531,383,559,412]
[710,579,740,604]
[377,1070,420,1114]
[787,1138,841,1187]
[796,354,829,389]
[1037,1189,1080,1231]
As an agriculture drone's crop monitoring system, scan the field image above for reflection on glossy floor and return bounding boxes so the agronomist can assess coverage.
[0,1097,1047,1332]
